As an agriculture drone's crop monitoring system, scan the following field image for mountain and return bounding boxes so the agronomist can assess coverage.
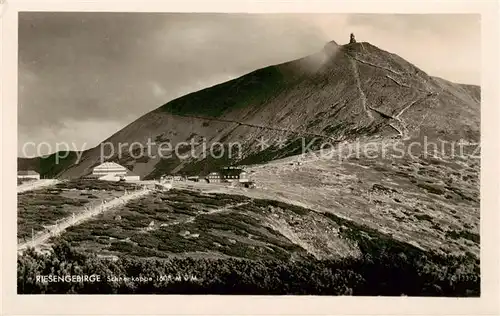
[19,40,480,179]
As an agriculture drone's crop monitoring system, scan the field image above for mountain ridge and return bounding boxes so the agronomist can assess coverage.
[18,40,480,179]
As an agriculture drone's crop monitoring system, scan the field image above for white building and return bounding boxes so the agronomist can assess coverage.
[122,170,140,181]
[17,170,40,180]
[91,162,140,182]
[92,162,128,177]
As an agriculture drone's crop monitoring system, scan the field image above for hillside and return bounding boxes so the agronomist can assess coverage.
[19,40,480,179]
[19,184,480,295]
[17,39,481,296]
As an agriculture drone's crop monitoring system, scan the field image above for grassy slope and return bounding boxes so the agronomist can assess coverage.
[52,188,468,262]
[24,187,479,295]
[157,66,288,117]
[246,139,480,258]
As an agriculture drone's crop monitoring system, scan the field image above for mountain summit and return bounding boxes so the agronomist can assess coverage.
[20,40,480,179]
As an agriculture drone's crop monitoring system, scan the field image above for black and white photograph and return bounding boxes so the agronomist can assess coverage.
[12,10,486,298]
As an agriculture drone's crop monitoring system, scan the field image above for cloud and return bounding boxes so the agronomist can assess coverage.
[18,119,126,157]
[151,81,168,100]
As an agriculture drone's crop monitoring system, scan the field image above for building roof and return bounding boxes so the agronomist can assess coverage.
[93,161,127,170]
[18,170,39,176]
[221,168,246,177]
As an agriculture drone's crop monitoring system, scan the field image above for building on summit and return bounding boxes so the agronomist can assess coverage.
[349,33,356,44]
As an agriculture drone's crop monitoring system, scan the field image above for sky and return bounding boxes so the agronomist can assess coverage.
[18,13,481,157]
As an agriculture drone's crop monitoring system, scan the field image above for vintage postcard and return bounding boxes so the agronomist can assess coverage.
[1,0,499,315]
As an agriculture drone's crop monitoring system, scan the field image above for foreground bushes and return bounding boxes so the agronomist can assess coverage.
[17,191,480,295]
[18,241,479,296]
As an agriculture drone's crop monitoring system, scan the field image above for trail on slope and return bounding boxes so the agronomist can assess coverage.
[349,58,375,123]
[173,182,361,259]
[17,179,60,194]
[350,57,403,76]
[388,122,406,138]
[344,52,439,140]
[390,91,440,139]
[385,75,411,88]
[346,58,438,140]
[395,92,436,119]
[165,113,335,140]
[18,187,152,252]
[167,112,342,174]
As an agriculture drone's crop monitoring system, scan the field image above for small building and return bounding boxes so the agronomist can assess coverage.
[120,170,140,182]
[206,171,222,183]
[161,175,174,181]
[187,176,200,182]
[161,174,185,182]
[17,170,40,180]
[221,167,249,183]
[349,33,356,44]
[155,181,172,191]
[243,181,256,189]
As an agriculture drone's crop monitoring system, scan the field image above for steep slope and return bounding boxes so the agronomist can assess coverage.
[26,40,479,179]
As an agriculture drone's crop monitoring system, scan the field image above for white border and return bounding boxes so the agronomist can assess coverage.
[2,0,499,315]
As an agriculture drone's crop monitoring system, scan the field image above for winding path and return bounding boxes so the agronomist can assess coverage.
[350,56,403,76]
[349,58,375,123]
[165,113,336,140]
